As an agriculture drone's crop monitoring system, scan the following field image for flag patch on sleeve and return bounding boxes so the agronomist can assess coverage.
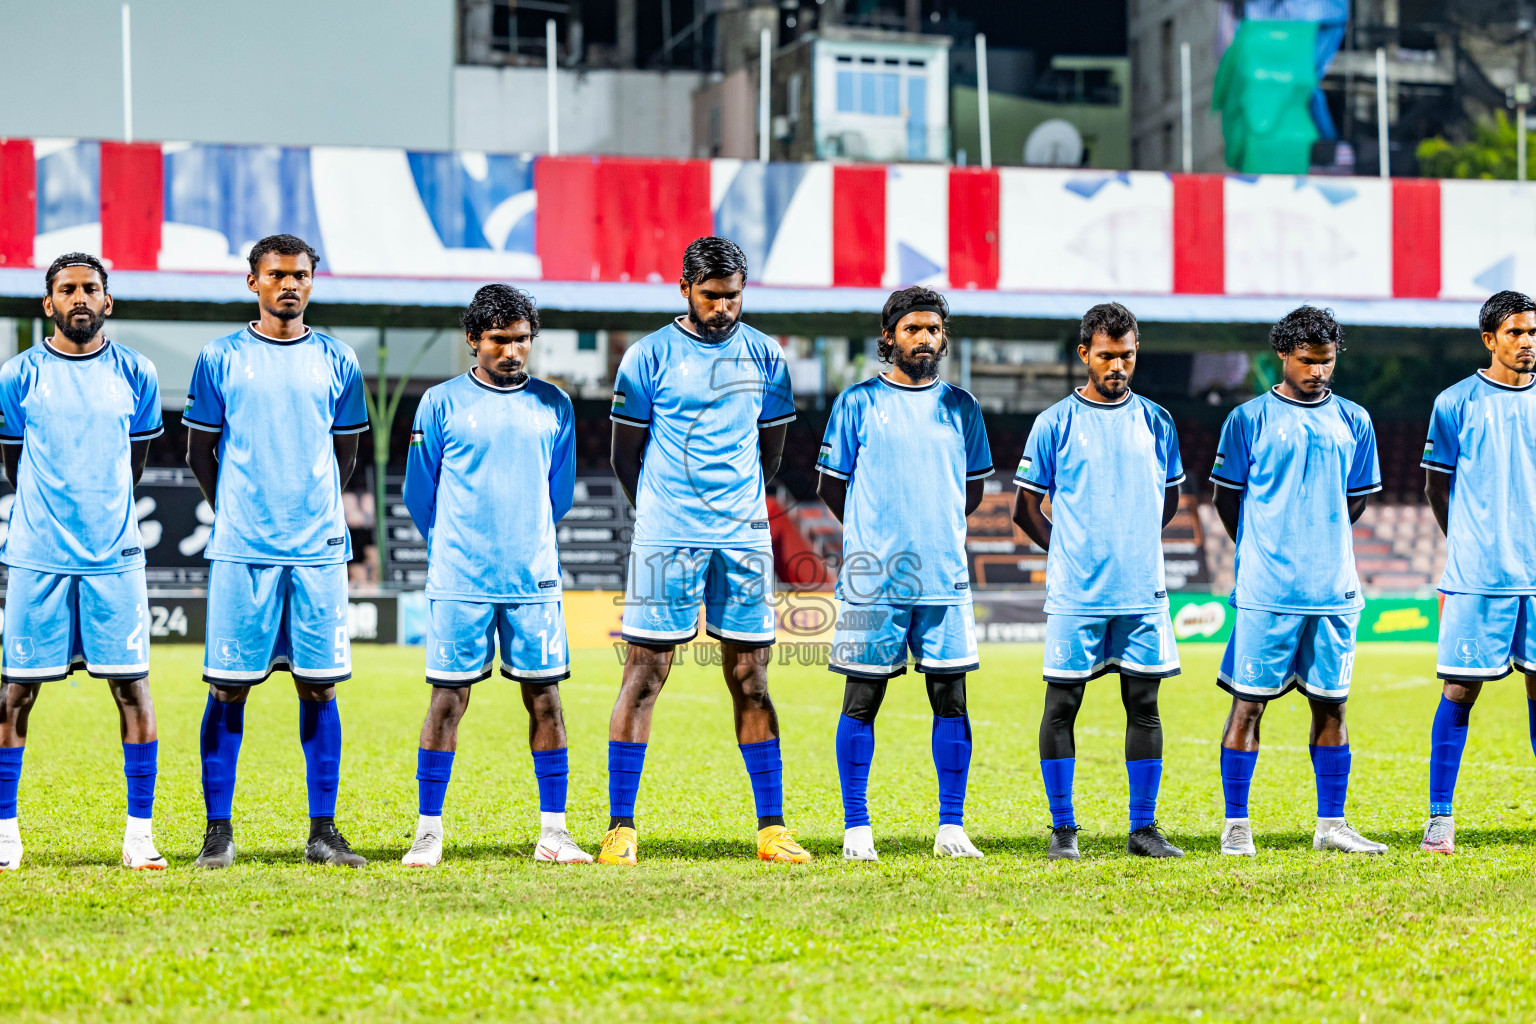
[1423,441,1433,457]
[1213,454,1225,470]
[611,391,626,408]
[409,430,423,448]
[1017,455,1033,475]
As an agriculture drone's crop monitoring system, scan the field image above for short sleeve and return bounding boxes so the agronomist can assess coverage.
[610,344,654,427]
[816,391,858,480]
[1347,408,1383,496]
[758,349,796,428]
[0,365,26,445]
[1157,409,1185,487]
[1014,412,1057,494]
[961,394,993,480]
[1422,391,1460,475]
[1210,409,1250,491]
[129,359,164,440]
[183,349,226,433]
[332,354,369,435]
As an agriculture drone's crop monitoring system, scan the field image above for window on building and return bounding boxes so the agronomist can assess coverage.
[1160,19,1175,102]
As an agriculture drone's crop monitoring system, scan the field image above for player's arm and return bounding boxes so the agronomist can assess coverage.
[333,433,359,490]
[816,474,846,523]
[1163,485,1180,528]
[1348,493,1369,524]
[758,423,788,483]
[1213,485,1241,542]
[1419,469,1443,537]
[130,439,151,487]
[610,421,647,508]
[186,429,220,507]
[1,444,18,487]
[965,479,985,516]
[1011,487,1051,551]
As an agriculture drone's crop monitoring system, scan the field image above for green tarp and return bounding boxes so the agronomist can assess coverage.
[1212,20,1319,174]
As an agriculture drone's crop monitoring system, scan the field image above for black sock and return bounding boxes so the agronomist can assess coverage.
[308,816,335,837]
[205,819,233,836]
[757,815,786,830]
[608,816,635,830]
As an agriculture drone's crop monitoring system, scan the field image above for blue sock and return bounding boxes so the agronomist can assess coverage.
[1310,743,1351,819]
[199,695,244,821]
[1040,757,1076,828]
[531,747,569,813]
[416,748,455,817]
[835,715,875,829]
[1126,758,1162,832]
[1220,747,1258,818]
[1429,695,1472,816]
[1528,698,1535,762]
[123,740,157,819]
[299,699,342,819]
[608,741,647,819]
[0,746,21,819]
[931,716,971,826]
[739,738,784,820]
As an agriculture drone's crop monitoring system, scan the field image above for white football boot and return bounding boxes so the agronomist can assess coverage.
[1314,818,1387,854]
[122,819,167,870]
[401,818,444,868]
[842,825,878,862]
[1220,818,1257,857]
[534,828,593,864]
[933,823,985,858]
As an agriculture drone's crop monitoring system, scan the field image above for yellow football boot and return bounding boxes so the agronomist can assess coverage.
[597,825,638,865]
[757,825,811,864]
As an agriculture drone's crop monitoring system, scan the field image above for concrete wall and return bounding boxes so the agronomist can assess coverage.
[453,65,704,157]
[1127,0,1226,172]
[0,0,456,149]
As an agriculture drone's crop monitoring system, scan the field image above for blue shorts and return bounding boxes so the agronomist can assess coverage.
[829,601,979,677]
[1,567,149,683]
[1218,608,1359,703]
[1437,593,1536,682]
[621,545,776,647]
[426,598,570,685]
[1042,612,1179,685]
[204,560,350,686]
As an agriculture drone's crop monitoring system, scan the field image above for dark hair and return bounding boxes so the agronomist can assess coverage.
[1270,305,1345,355]
[247,233,320,275]
[878,285,948,362]
[681,236,748,285]
[45,252,108,294]
[1078,301,1138,348]
[461,283,540,340]
[1479,290,1536,335]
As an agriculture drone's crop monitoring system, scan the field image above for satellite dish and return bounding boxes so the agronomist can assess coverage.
[1024,119,1085,167]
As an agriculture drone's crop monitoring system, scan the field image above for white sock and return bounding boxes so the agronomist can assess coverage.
[1224,817,1250,827]
[417,814,442,836]
[540,811,567,832]
[0,817,17,840]
[124,815,153,838]
[1317,816,1344,832]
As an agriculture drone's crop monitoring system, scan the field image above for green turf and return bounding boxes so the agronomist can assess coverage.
[4,641,1536,1023]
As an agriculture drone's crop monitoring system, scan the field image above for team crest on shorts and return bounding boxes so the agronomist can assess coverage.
[214,638,243,666]
[1241,657,1262,682]
[8,637,33,663]
[434,641,463,665]
[1050,640,1074,665]
[1456,638,1480,664]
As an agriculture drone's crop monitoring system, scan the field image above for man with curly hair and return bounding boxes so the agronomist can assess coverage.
[1209,305,1386,857]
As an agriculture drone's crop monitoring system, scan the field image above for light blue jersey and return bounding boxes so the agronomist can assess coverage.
[817,374,993,604]
[1211,388,1381,615]
[1016,390,1184,616]
[403,371,576,602]
[184,323,368,565]
[1422,371,1536,595]
[610,318,795,548]
[0,339,162,574]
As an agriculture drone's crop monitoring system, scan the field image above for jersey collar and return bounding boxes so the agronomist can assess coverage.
[1476,368,1536,392]
[877,372,941,392]
[42,337,111,361]
[1070,386,1132,409]
[1269,385,1333,408]
[671,315,740,345]
[468,368,529,393]
[247,321,313,346]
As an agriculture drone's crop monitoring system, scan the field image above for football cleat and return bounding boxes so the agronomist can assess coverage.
[122,830,167,870]
[193,822,237,870]
[1420,815,1455,855]
[1220,819,1257,857]
[0,828,21,872]
[933,823,985,858]
[534,828,593,864]
[1314,820,1387,855]
[1126,823,1184,859]
[306,822,367,868]
[597,825,637,866]
[757,825,811,864]
[401,828,443,868]
[842,825,878,862]
[1047,825,1080,861]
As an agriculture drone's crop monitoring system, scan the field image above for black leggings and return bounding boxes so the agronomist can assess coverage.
[1038,673,1162,761]
[841,673,967,722]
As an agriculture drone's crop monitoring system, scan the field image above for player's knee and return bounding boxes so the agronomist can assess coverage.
[1442,681,1481,705]
[1120,675,1162,728]
[924,673,967,718]
[0,683,38,717]
[210,684,249,705]
[108,677,152,711]
[1042,682,1085,726]
[841,677,887,722]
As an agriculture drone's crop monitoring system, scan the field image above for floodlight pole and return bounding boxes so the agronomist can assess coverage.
[121,3,134,143]
[547,19,559,156]
[1516,84,1532,181]
[1180,41,1193,173]
[1375,47,1389,178]
[976,33,991,169]
[759,28,771,163]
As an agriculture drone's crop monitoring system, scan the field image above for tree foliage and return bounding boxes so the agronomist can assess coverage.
[1417,111,1534,179]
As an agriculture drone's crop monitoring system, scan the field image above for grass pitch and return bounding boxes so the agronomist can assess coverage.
[5,641,1536,1023]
